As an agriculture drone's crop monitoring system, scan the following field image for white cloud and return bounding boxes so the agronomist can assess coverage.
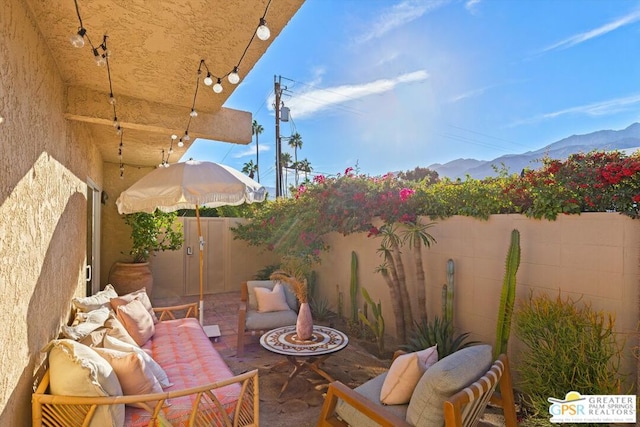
[509,93,640,127]
[280,70,430,119]
[465,0,481,14]
[538,9,640,54]
[232,143,270,159]
[356,0,449,44]
[448,86,489,103]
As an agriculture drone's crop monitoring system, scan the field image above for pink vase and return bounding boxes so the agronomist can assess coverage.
[296,302,314,340]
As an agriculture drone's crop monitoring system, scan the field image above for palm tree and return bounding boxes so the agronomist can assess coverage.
[252,120,264,182]
[287,132,303,186]
[279,152,292,197]
[241,160,258,179]
[298,158,312,182]
[401,221,437,322]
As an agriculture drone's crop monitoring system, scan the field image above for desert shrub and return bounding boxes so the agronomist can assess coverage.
[401,316,477,359]
[514,293,626,420]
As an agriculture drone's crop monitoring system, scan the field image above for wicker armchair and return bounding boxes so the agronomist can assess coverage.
[236,280,298,357]
[317,346,518,427]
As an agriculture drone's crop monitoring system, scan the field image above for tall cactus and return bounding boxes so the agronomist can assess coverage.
[359,287,385,356]
[494,229,521,358]
[442,259,455,335]
[350,251,358,323]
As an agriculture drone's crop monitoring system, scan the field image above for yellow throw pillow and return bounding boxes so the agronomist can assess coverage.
[254,283,290,313]
[380,345,438,405]
[46,339,124,427]
[116,298,155,346]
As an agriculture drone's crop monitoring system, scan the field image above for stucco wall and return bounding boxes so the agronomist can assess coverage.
[315,213,639,386]
[0,1,103,424]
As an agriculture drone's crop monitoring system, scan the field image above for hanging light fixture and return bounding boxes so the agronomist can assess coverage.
[190,108,198,117]
[256,18,270,41]
[213,78,223,93]
[178,138,184,148]
[228,67,240,84]
[203,72,213,86]
[70,27,87,48]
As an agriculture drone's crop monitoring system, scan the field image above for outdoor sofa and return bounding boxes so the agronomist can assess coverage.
[32,285,258,427]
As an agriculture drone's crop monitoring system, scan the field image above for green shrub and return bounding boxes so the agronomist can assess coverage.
[402,316,477,359]
[514,293,626,420]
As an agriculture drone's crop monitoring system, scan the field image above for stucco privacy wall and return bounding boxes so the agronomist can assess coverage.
[0,0,103,425]
[315,213,639,382]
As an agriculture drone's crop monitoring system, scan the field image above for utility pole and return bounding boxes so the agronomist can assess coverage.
[274,75,283,197]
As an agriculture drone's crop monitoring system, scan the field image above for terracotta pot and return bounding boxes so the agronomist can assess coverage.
[108,262,153,296]
[296,302,314,340]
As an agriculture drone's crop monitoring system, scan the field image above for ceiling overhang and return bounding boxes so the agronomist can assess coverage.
[25,0,304,166]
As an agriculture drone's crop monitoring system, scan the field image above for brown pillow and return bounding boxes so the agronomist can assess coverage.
[116,298,155,346]
[110,288,159,324]
[93,347,163,397]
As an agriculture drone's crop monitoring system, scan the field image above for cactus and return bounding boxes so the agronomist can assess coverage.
[358,287,385,356]
[442,259,455,335]
[494,229,521,358]
[350,251,358,323]
[336,284,344,319]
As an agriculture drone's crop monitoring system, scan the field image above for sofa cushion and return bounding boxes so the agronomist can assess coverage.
[60,307,110,341]
[380,345,438,405]
[247,280,298,311]
[406,344,493,426]
[47,339,124,427]
[116,298,155,346]
[254,283,290,312]
[72,284,118,312]
[245,308,298,330]
[110,288,159,324]
[335,372,409,427]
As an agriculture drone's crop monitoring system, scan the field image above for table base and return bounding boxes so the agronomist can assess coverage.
[275,354,335,396]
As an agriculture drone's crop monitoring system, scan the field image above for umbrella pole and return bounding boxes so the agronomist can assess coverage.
[196,204,204,325]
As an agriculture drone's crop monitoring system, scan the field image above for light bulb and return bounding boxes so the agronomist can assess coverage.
[190,109,198,118]
[109,95,116,105]
[203,73,213,86]
[256,18,270,41]
[94,50,106,67]
[70,28,86,48]
[183,132,191,141]
[171,134,177,140]
[0,116,4,124]
[178,139,184,148]
[213,79,223,93]
[168,148,174,154]
[228,67,240,84]
[116,126,122,136]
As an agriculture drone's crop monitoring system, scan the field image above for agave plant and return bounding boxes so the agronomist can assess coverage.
[402,316,477,359]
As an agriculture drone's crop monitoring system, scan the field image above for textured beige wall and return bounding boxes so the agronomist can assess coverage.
[316,213,639,386]
[0,0,103,424]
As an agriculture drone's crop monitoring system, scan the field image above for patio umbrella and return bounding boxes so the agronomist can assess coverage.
[116,159,267,327]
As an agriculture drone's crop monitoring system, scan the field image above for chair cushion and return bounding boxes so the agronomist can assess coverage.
[245,308,298,330]
[406,344,493,426]
[380,345,438,405]
[247,280,298,311]
[254,283,290,312]
[335,372,409,427]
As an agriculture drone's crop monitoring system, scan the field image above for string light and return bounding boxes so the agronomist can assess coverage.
[256,18,270,41]
[70,0,126,177]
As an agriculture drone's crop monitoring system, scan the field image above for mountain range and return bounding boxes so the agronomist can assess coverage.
[427,122,640,179]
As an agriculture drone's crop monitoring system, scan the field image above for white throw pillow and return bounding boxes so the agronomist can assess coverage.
[380,345,438,405]
[103,334,172,388]
[254,283,290,313]
[60,307,110,341]
[72,284,119,312]
[46,339,124,427]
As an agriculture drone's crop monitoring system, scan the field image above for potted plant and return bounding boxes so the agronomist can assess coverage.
[109,210,183,296]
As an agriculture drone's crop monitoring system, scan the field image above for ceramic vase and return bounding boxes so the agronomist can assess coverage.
[296,302,314,340]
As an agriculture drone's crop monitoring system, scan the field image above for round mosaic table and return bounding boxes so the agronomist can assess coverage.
[260,325,349,395]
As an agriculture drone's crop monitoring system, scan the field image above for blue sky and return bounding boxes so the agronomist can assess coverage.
[183,0,640,190]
